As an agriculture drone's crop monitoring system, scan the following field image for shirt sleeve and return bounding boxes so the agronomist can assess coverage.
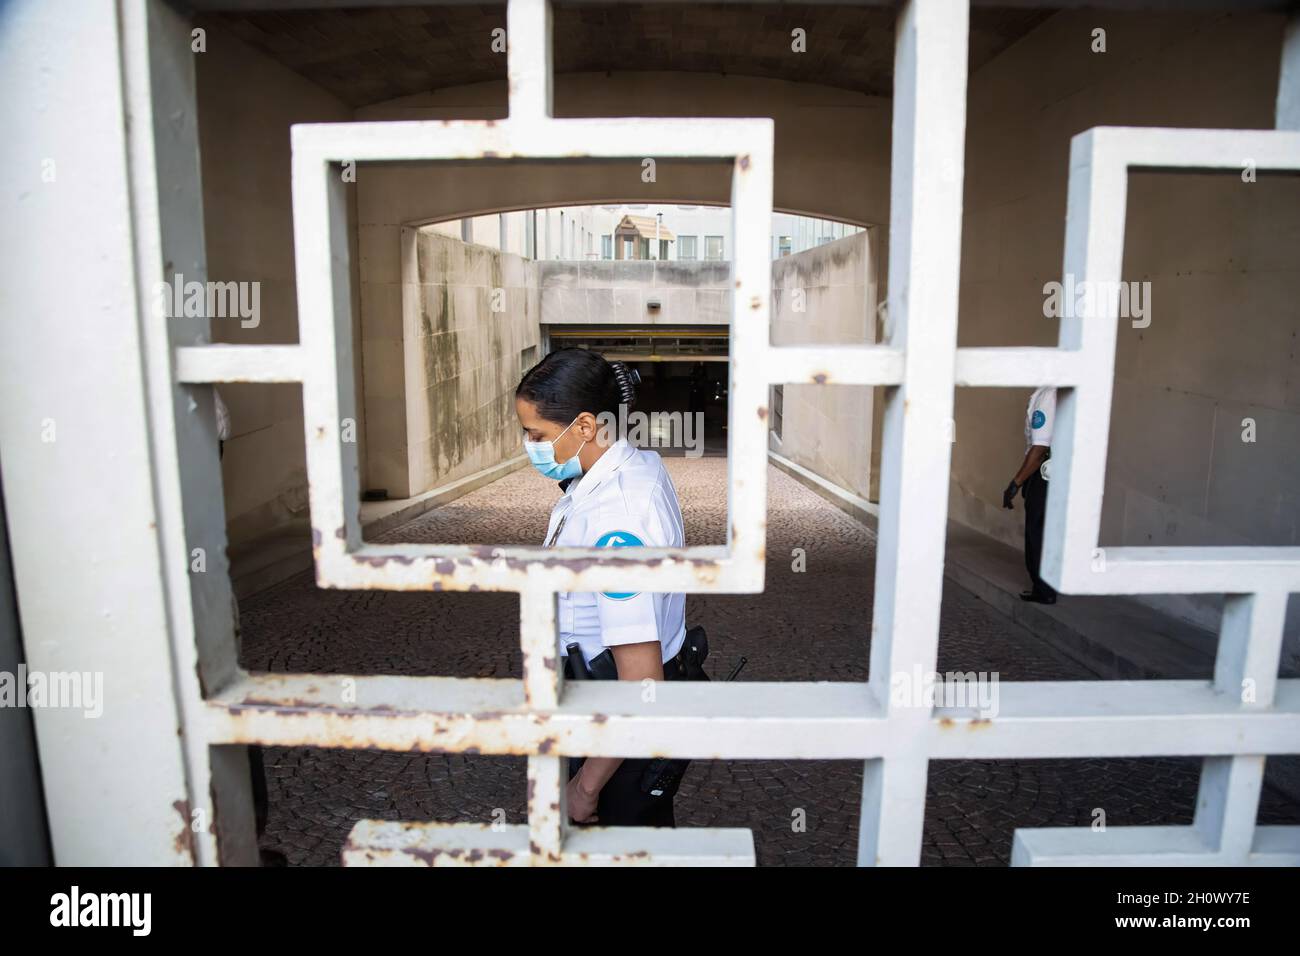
[589,512,666,648]
[1029,387,1056,447]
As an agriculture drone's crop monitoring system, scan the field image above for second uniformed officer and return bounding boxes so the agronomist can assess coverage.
[1003,385,1058,604]
[514,347,691,828]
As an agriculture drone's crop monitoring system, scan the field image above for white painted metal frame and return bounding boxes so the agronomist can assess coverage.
[164,0,1300,867]
[1041,126,1300,596]
[288,113,772,598]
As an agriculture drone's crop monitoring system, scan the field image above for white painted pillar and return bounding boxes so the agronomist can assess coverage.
[0,0,249,864]
[859,0,969,866]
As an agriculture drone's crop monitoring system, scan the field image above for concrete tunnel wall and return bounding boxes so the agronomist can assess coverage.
[391,232,879,501]
[538,258,735,327]
[379,229,542,499]
[770,231,881,503]
[195,22,363,562]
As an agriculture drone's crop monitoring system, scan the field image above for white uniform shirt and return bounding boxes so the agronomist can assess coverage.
[1025,386,1056,481]
[543,438,687,667]
[1025,386,1056,450]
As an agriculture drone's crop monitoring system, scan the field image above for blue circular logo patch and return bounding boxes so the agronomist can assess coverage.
[1031,410,1046,429]
[595,530,643,599]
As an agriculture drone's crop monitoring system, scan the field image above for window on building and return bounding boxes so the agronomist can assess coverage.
[639,237,650,259]
[771,385,784,440]
[623,237,634,259]
[705,235,724,261]
[602,234,612,259]
[679,235,697,260]
[778,236,792,257]
[659,239,670,260]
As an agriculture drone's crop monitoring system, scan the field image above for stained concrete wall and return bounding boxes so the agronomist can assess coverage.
[371,231,541,499]
[948,9,1297,640]
[538,259,733,325]
[768,231,880,501]
[195,24,361,553]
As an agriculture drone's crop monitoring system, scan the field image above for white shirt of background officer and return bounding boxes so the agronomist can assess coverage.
[1004,385,1055,508]
[514,351,685,824]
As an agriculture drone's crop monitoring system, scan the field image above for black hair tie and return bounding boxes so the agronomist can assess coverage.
[611,361,640,407]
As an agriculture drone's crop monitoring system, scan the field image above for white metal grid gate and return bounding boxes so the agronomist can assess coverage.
[23,0,1300,865]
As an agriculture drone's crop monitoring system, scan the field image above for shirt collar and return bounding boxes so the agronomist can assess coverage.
[565,438,634,504]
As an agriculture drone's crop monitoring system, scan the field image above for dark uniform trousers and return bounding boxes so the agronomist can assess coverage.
[1022,470,1057,600]
[566,654,687,828]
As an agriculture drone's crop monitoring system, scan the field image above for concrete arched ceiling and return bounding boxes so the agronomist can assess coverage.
[205,2,1051,108]
[350,71,895,228]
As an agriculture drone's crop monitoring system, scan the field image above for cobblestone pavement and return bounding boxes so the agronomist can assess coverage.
[237,458,1300,866]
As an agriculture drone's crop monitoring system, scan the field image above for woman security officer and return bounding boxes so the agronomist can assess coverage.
[514,347,690,828]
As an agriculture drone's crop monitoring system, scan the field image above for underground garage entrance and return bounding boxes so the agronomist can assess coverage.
[544,325,730,458]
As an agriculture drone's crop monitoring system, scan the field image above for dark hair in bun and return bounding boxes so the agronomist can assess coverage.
[610,360,640,409]
[516,347,639,426]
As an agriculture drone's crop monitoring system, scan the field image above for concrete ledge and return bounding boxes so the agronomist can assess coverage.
[943,523,1216,681]
[768,448,879,533]
[229,522,314,600]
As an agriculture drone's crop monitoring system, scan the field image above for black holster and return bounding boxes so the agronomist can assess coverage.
[563,647,618,681]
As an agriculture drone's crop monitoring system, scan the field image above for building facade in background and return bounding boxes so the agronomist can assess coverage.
[428,202,864,262]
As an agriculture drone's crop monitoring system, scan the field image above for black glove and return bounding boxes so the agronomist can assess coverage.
[1002,480,1019,509]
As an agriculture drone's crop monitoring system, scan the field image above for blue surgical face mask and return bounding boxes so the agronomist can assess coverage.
[524,416,587,481]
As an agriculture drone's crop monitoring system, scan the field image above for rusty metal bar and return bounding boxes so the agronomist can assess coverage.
[342,821,755,867]
[204,673,1300,761]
